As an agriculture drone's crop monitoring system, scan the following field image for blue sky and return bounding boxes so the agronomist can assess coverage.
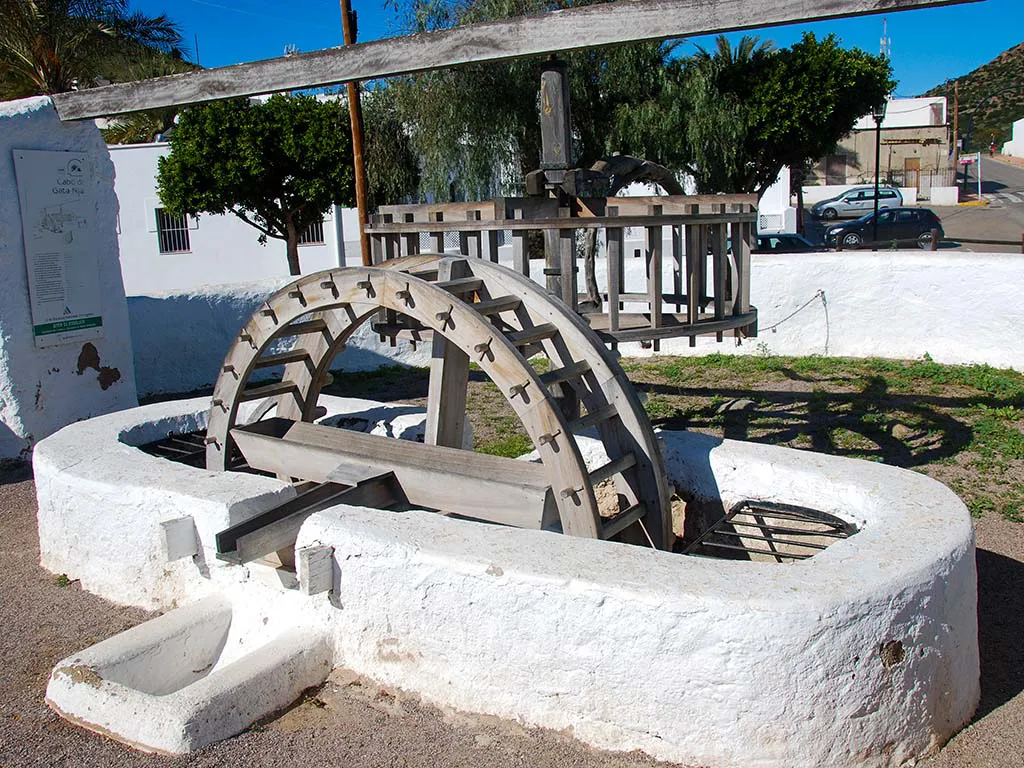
[137,0,1019,97]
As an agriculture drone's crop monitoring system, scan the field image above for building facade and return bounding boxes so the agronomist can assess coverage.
[108,142,360,295]
[811,97,954,197]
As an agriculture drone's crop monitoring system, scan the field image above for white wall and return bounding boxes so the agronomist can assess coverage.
[621,250,1024,369]
[1003,117,1024,158]
[0,97,137,460]
[109,143,355,295]
[127,249,1024,398]
[930,186,959,206]
[852,97,946,130]
[128,278,430,397]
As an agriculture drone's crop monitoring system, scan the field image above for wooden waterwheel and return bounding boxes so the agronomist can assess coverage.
[206,254,672,552]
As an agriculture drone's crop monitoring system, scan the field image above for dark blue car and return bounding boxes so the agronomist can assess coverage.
[824,208,944,250]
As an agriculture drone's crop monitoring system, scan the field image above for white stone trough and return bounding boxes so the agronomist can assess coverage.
[35,397,979,766]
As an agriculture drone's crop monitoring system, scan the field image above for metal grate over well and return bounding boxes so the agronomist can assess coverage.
[684,500,857,563]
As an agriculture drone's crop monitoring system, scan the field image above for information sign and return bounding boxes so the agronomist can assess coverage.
[13,149,104,348]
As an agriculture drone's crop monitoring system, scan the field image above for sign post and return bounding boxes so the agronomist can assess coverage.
[959,152,982,200]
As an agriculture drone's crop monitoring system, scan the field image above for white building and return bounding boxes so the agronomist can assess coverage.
[109,142,360,295]
[1003,117,1024,158]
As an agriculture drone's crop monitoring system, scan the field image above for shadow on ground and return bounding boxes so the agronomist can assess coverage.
[975,547,1024,717]
[0,462,31,486]
[644,373,977,469]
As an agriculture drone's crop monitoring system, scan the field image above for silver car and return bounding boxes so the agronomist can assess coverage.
[811,186,903,220]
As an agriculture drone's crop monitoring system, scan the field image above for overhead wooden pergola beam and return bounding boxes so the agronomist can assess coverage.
[53,0,978,120]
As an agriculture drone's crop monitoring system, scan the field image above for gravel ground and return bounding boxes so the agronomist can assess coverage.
[2,464,1023,767]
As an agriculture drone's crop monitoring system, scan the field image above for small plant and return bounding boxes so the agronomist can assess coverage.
[55,574,71,588]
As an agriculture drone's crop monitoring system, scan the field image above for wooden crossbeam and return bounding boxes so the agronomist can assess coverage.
[222,473,406,564]
[231,418,556,530]
[52,0,977,120]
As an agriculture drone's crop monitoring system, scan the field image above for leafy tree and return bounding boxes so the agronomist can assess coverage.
[157,94,355,276]
[674,33,894,195]
[0,0,183,99]
[385,0,679,200]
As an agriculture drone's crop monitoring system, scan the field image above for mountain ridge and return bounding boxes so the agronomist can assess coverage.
[920,41,1024,151]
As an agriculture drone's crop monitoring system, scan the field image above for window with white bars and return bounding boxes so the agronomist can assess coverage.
[298,218,325,245]
[155,208,191,253]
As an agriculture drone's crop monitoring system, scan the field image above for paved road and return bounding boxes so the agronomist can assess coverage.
[970,156,1024,208]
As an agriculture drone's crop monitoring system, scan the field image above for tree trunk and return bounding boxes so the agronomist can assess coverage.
[792,168,806,236]
[285,217,301,275]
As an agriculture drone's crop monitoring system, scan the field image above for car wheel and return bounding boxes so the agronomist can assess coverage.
[917,231,935,250]
[841,232,862,248]
[821,207,838,220]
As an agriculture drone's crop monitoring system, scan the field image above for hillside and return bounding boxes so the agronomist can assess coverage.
[921,41,1024,151]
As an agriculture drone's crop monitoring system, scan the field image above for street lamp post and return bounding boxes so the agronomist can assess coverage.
[871,96,888,250]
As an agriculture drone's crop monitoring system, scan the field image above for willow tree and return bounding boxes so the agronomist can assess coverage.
[0,0,182,99]
[384,0,680,200]
[157,94,355,276]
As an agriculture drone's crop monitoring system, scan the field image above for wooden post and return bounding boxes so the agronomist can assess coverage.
[486,230,500,263]
[544,228,562,298]
[511,207,528,275]
[560,228,577,311]
[672,224,683,312]
[339,0,372,267]
[607,208,622,333]
[401,213,419,256]
[539,59,572,185]
[646,207,663,351]
[424,259,472,448]
[711,220,728,341]
[540,60,573,299]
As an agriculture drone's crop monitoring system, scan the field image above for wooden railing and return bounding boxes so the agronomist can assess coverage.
[366,194,759,347]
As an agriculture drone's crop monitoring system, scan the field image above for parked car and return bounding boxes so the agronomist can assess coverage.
[824,208,944,250]
[811,186,902,219]
[753,233,819,253]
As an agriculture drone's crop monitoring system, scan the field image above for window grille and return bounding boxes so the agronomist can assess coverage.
[155,208,191,253]
[298,218,325,245]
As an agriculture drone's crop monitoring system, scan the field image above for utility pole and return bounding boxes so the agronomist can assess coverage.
[340,0,372,267]
[952,80,960,187]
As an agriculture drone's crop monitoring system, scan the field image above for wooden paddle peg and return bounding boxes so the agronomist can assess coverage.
[474,336,494,362]
[319,276,338,297]
[396,281,414,307]
[435,304,454,331]
[508,380,531,401]
[357,275,375,298]
[538,429,561,452]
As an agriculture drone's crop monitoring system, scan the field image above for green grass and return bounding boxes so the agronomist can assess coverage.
[321,351,1024,523]
[614,353,1024,522]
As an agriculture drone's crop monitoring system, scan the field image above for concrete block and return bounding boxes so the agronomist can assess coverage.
[46,595,333,754]
[36,398,979,765]
[0,97,136,460]
[297,545,334,595]
[160,516,198,561]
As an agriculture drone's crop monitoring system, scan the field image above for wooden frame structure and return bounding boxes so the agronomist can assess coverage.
[49,0,976,561]
[51,0,977,120]
[207,255,672,553]
[367,194,758,345]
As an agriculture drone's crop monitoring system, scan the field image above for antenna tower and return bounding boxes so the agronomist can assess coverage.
[880,18,892,59]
